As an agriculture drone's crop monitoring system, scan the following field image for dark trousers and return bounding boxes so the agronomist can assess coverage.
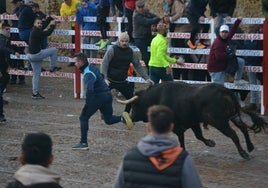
[125,8,134,43]
[134,38,151,68]
[80,92,121,143]
[187,14,209,44]
[108,80,134,113]
[96,5,110,39]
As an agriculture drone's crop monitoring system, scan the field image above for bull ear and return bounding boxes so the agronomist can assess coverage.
[116,96,138,104]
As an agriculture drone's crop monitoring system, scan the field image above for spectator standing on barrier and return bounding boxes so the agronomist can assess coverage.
[60,0,80,67]
[76,0,100,58]
[16,0,36,44]
[207,17,248,85]
[133,0,161,69]
[148,23,184,84]
[9,0,26,85]
[101,32,153,113]
[124,0,138,44]
[110,0,126,32]
[163,0,192,80]
[27,17,61,99]
[6,132,64,188]
[32,2,48,50]
[114,105,203,188]
[209,0,237,37]
[72,53,134,150]
[185,0,209,49]
[243,24,263,112]
[95,0,111,50]
[0,22,20,123]
[16,0,36,70]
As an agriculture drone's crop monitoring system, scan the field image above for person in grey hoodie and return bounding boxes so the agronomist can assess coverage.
[6,132,63,188]
[101,32,153,113]
[114,105,203,188]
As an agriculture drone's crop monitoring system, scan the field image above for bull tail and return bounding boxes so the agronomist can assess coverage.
[241,109,268,133]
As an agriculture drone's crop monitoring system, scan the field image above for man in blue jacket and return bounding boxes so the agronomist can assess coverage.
[72,53,134,150]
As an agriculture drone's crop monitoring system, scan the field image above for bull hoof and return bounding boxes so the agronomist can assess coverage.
[239,150,250,160]
[205,139,216,147]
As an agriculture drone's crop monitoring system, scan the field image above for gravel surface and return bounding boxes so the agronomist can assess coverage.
[0,75,268,188]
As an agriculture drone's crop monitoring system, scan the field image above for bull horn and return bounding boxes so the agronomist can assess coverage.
[116,96,138,104]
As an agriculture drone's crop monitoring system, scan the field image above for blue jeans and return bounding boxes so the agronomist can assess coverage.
[27,47,58,94]
[235,57,245,80]
[209,71,225,85]
[149,66,173,84]
[248,72,261,103]
[83,36,100,58]
[80,92,121,143]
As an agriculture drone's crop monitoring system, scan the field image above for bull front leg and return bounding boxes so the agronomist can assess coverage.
[191,123,216,147]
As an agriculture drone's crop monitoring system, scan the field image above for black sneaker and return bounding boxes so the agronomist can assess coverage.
[32,92,45,99]
[0,115,7,123]
[49,66,62,72]
[72,143,89,150]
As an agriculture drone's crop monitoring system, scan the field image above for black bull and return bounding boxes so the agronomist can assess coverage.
[117,82,267,160]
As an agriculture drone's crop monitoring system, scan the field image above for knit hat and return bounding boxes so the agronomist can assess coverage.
[118,32,129,41]
[220,25,229,32]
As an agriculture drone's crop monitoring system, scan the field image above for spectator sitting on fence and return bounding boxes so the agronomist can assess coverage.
[207,17,248,85]
[95,0,111,50]
[76,0,100,58]
[60,0,80,67]
[209,0,237,37]
[6,132,64,188]
[72,53,134,150]
[110,0,127,32]
[124,0,137,44]
[185,0,210,49]
[133,0,161,70]
[101,32,153,113]
[114,105,203,188]
[162,0,192,80]
[243,24,263,112]
[27,17,61,99]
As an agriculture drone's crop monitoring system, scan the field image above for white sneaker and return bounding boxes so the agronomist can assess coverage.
[234,79,249,85]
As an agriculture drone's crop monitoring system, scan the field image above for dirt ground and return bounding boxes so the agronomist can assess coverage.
[0,67,268,188]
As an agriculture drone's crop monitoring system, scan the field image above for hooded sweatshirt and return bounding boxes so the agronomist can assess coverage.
[6,164,63,188]
[114,134,203,188]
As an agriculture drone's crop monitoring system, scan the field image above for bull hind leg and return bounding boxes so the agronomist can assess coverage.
[191,124,216,147]
[214,120,250,160]
[230,116,254,152]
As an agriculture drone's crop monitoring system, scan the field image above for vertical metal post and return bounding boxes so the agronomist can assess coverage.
[263,19,268,115]
[74,22,81,99]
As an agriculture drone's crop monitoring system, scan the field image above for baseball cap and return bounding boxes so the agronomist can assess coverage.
[220,25,229,32]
